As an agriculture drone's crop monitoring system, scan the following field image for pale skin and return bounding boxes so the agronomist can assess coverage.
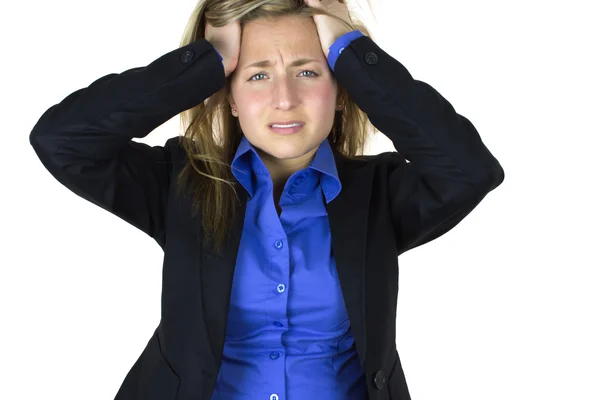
[230,16,338,212]
[228,14,346,215]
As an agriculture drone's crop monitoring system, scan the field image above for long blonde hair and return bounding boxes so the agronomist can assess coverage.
[176,0,376,256]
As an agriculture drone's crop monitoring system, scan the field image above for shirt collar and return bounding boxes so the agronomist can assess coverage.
[231,135,342,203]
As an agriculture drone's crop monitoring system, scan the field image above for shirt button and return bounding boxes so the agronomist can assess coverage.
[289,186,296,195]
[273,321,284,327]
[274,240,283,249]
[277,284,286,293]
[270,395,279,400]
[338,47,345,55]
[269,351,280,360]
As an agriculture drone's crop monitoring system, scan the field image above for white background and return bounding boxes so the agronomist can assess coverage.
[1,0,598,399]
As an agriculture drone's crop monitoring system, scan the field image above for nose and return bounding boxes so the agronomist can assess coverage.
[271,76,300,111]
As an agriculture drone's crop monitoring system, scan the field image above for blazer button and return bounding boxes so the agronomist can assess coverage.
[374,370,386,389]
[181,50,195,63]
[365,52,379,65]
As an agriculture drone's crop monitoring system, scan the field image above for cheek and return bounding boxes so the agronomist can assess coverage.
[235,91,257,107]
[238,93,265,115]
[309,84,337,108]
[231,81,261,112]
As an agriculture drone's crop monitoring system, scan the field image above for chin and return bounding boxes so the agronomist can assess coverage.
[264,146,311,160]
[248,131,327,163]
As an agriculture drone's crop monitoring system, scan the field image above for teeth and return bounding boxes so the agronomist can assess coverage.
[272,123,301,128]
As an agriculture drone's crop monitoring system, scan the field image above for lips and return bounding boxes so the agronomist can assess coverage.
[268,121,304,127]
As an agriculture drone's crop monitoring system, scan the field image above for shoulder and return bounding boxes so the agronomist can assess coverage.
[165,135,188,152]
[164,135,193,168]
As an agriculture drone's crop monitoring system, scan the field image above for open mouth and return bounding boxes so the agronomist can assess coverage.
[269,122,305,134]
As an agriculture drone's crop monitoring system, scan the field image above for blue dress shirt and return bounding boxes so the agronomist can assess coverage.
[209,134,368,400]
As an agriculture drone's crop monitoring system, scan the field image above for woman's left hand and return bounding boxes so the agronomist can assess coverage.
[304,0,354,58]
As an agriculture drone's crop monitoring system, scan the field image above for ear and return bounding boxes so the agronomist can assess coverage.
[335,94,345,109]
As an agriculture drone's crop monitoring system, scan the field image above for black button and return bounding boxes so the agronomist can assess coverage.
[365,52,379,65]
[181,50,195,63]
[374,370,386,389]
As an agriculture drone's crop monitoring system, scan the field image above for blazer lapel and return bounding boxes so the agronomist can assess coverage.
[327,151,375,369]
[199,151,375,371]
[198,187,248,369]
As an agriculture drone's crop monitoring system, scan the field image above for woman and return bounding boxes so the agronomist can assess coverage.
[29,0,504,399]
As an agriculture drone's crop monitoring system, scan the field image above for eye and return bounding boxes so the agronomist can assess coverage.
[248,70,320,81]
[249,73,268,81]
[299,70,318,77]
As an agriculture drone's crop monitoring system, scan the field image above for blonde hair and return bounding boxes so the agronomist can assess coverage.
[176,0,376,256]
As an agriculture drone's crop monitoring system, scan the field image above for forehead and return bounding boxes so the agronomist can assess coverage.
[240,15,324,61]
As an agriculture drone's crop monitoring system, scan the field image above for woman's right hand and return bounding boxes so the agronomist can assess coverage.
[205,19,241,78]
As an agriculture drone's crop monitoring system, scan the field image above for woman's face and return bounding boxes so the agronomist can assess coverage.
[229,15,340,175]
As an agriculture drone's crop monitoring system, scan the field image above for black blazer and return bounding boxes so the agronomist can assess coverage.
[29,35,504,400]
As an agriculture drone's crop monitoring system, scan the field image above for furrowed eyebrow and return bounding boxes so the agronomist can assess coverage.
[243,58,319,70]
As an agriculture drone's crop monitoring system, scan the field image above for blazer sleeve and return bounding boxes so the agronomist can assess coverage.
[333,35,505,255]
[29,38,226,249]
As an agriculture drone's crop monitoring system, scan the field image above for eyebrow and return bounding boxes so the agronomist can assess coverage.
[243,58,319,70]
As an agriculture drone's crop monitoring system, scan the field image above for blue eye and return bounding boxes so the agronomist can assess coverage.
[249,73,268,81]
[249,70,319,81]
[299,70,318,77]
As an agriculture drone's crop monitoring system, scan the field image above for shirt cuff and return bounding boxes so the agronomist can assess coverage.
[327,30,365,71]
